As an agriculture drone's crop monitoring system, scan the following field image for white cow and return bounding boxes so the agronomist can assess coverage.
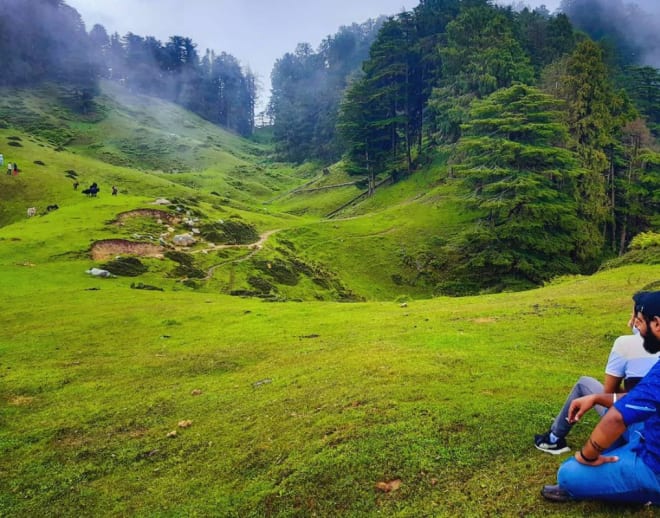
[27,207,37,217]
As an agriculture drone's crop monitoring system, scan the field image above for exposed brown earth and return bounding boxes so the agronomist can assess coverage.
[91,239,164,260]
[114,209,179,225]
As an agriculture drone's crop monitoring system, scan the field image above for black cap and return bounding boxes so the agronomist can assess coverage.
[636,291,660,319]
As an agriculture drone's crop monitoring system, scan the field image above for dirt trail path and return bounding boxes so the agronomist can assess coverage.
[202,229,280,280]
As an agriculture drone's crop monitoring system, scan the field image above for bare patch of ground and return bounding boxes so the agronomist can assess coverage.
[473,317,497,324]
[91,239,164,260]
[114,209,179,225]
[8,396,35,406]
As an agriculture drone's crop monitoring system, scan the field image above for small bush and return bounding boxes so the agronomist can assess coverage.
[229,289,262,297]
[171,264,206,279]
[254,259,299,286]
[130,282,164,291]
[34,160,45,166]
[630,232,660,250]
[247,276,274,294]
[8,141,22,147]
[200,219,258,245]
[101,257,148,277]
[164,250,194,266]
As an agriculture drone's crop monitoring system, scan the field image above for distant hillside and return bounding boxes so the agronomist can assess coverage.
[1,81,658,302]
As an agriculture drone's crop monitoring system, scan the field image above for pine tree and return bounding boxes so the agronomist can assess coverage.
[429,2,535,143]
[556,40,633,263]
[337,77,391,194]
[441,84,584,293]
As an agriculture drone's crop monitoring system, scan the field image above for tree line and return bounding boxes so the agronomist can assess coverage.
[270,0,660,294]
[268,19,386,163]
[0,0,256,136]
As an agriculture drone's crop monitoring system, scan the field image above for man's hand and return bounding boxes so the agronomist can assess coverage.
[574,452,619,466]
[567,394,598,424]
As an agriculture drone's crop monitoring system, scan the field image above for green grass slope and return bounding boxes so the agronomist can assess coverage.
[256,152,473,300]
[2,83,660,516]
[2,261,659,516]
[1,82,311,208]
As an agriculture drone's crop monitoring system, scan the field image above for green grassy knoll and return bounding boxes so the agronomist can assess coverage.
[0,127,206,227]
[255,154,473,300]
[1,82,311,208]
[72,82,311,207]
[1,263,659,516]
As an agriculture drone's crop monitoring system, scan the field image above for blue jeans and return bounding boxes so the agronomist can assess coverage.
[557,433,660,504]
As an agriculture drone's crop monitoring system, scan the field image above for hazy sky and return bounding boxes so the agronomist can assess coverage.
[66,0,561,109]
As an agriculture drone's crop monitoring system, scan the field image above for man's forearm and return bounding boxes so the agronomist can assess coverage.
[591,392,624,408]
[577,407,626,463]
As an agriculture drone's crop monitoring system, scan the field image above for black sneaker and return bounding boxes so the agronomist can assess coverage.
[534,432,570,455]
[541,484,572,502]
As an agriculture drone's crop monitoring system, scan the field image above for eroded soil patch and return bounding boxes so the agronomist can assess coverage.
[91,239,164,260]
[114,209,178,225]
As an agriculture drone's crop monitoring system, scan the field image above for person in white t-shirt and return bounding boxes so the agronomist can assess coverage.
[534,294,659,454]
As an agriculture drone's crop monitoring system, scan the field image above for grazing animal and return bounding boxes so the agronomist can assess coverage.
[26,207,37,217]
[45,204,59,212]
[82,183,100,197]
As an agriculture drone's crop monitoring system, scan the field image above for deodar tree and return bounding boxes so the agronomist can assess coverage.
[337,77,391,195]
[439,85,584,294]
[553,40,633,264]
[428,2,535,143]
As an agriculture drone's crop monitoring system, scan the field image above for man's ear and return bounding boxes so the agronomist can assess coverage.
[652,317,660,333]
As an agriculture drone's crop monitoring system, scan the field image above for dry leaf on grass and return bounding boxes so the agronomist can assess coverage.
[178,420,193,428]
[375,479,402,493]
[191,389,203,396]
[166,430,177,438]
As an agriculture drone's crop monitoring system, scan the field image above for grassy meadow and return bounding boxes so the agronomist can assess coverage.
[1,83,660,517]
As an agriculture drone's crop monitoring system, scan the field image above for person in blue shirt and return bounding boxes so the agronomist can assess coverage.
[534,298,657,455]
[542,291,660,504]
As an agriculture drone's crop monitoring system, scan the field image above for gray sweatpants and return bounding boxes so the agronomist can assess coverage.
[551,376,608,439]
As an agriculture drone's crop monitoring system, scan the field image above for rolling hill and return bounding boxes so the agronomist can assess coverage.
[2,82,660,517]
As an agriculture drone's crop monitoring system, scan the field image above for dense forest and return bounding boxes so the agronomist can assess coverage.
[1,0,659,294]
[270,0,660,293]
[0,0,257,136]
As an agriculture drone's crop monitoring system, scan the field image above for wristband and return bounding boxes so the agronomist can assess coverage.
[613,393,617,404]
[579,448,599,463]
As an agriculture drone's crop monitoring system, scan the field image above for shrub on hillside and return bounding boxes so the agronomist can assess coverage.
[247,276,274,294]
[170,263,206,279]
[130,282,164,291]
[630,232,660,249]
[200,218,258,245]
[164,250,194,266]
[254,259,299,285]
[101,257,148,277]
[601,232,660,269]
